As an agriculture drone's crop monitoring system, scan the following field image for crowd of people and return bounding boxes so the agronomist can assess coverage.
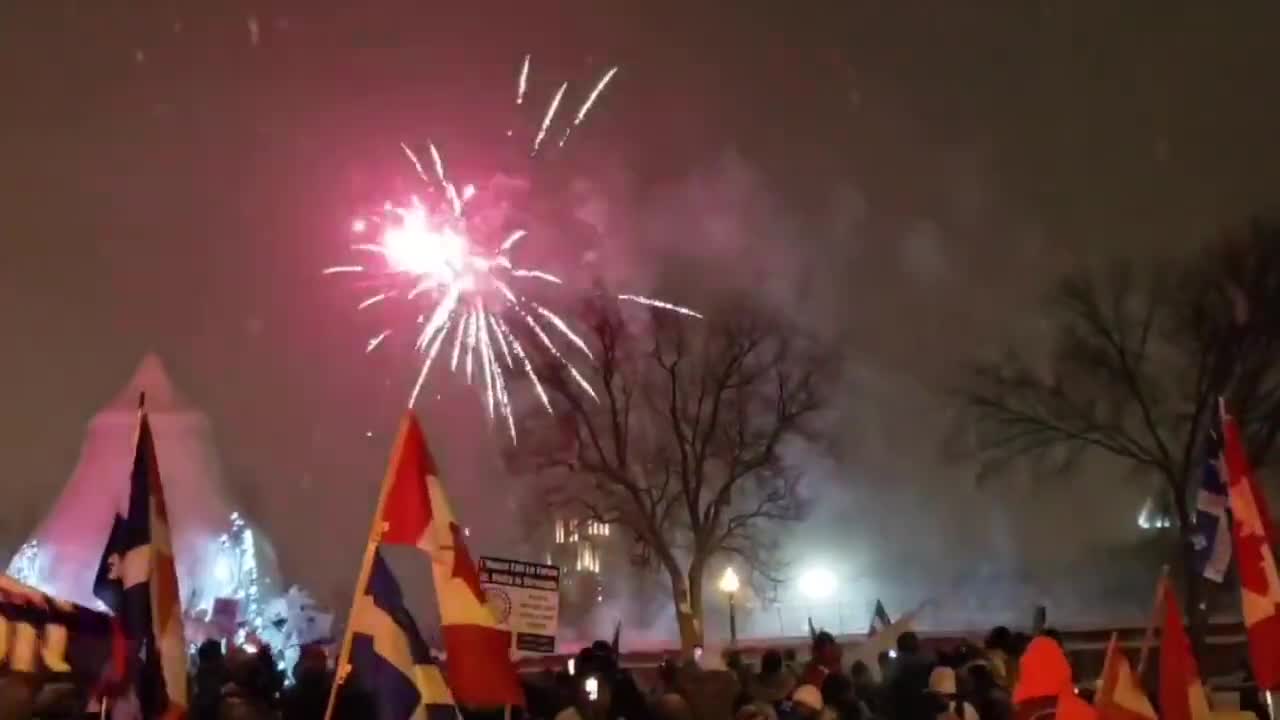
[0,627,1272,719]
[546,628,1032,720]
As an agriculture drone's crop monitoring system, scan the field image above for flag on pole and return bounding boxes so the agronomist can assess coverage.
[349,550,458,720]
[1219,400,1280,689]
[867,600,891,636]
[1158,582,1211,720]
[1193,417,1232,583]
[379,413,524,709]
[1095,634,1156,720]
[92,407,187,718]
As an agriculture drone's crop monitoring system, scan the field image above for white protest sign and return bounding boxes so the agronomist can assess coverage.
[479,557,560,654]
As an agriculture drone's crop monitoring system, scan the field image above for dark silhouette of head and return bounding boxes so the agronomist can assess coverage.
[985,626,1012,652]
[197,639,223,666]
[896,631,921,656]
[761,650,784,675]
[813,631,842,667]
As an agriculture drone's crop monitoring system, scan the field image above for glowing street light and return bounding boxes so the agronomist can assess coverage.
[798,567,837,601]
[719,567,741,645]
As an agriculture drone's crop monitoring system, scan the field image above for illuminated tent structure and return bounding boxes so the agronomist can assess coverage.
[7,354,282,623]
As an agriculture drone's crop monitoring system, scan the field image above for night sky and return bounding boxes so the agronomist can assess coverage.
[3,2,1279,636]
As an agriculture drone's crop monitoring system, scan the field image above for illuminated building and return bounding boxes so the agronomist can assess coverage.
[4,354,284,631]
[550,517,612,608]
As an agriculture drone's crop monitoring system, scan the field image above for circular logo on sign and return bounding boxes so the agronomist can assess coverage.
[484,587,513,624]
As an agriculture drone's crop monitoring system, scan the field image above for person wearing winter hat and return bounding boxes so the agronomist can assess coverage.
[928,666,980,720]
[790,684,824,719]
[1011,637,1096,720]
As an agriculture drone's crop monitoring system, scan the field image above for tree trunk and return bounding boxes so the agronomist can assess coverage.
[671,571,703,652]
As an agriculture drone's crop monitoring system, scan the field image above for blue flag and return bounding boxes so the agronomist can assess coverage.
[1194,413,1232,583]
[348,550,458,720]
[92,411,186,717]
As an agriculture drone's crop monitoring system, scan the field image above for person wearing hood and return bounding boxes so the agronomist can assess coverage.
[928,666,979,720]
[752,650,798,708]
[1011,637,1095,720]
[787,684,825,720]
[801,633,844,688]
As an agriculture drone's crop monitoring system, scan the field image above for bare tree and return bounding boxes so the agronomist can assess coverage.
[513,299,831,649]
[963,221,1280,640]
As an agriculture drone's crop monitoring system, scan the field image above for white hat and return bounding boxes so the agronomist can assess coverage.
[792,685,823,711]
[929,666,958,696]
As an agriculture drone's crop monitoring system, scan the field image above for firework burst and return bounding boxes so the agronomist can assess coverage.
[326,57,699,441]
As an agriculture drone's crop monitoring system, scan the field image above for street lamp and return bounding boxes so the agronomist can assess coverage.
[719,567,741,645]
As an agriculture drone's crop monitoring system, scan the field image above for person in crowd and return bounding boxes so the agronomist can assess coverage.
[652,692,693,720]
[653,658,682,702]
[786,684,824,720]
[191,640,228,720]
[737,700,780,720]
[876,652,894,687]
[820,672,869,720]
[784,649,800,678]
[887,632,933,720]
[927,666,978,720]
[983,628,1013,690]
[281,643,330,720]
[849,660,883,718]
[801,632,844,688]
[217,645,277,720]
[963,663,1011,720]
[31,676,83,719]
[1010,637,1094,720]
[751,650,798,708]
[679,647,741,720]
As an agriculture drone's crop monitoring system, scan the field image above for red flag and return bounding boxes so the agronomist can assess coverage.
[1095,634,1156,720]
[379,413,525,709]
[1220,402,1280,689]
[1158,583,1211,720]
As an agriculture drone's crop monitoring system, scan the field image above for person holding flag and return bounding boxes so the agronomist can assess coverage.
[92,396,188,719]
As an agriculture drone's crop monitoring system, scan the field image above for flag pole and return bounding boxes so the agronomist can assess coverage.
[1135,565,1169,678]
[1095,632,1118,706]
[322,413,414,720]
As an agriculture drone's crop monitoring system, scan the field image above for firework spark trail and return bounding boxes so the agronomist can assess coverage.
[559,66,619,147]
[402,143,429,182]
[464,310,478,384]
[428,142,463,216]
[488,314,514,369]
[510,269,563,284]
[532,303,594,359]
[478,316,497,418]
[495,315,552,413]
[618,295,704,318]
[531,81,567,156]
[366,330,391,353]
[521,312,598,401]
[516,54,530,105]
[408,316,454,407]
[358,293,389,310]
[500,230,527,253]
[449,311,467,372]
[322,265,363,274]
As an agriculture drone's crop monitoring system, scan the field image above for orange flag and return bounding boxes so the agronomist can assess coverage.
[1158,582,1211,720]
[1095,634,1156,720]
[379,412,524,709]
